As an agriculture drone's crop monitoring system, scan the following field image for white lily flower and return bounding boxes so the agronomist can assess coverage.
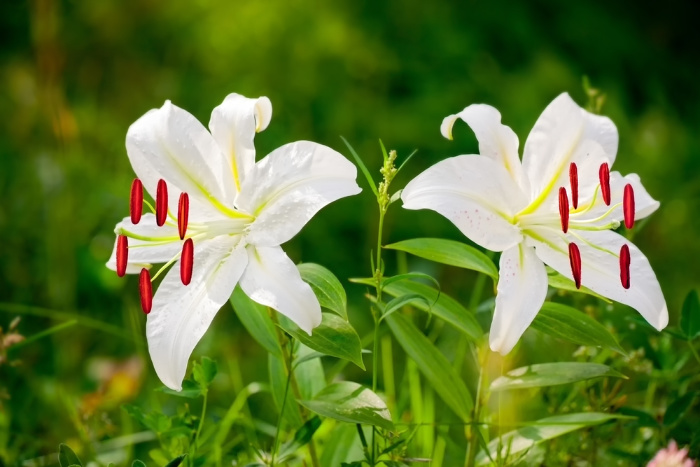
[106,93,361,390]
[402,93,667,354]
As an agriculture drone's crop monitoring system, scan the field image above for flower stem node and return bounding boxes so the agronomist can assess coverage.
[403,92,668,355]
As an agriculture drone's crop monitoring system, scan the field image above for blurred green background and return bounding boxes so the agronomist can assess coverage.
[1,0,699,460]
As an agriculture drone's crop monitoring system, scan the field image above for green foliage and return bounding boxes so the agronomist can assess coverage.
[385,313,473,421]
[230,285,281,356]
[530,302,625,354]
[298,263,348,320]
[299,382,394,431]
[384,238,498,281]
[58,444,82,467]
[490,362,626,391]
[680,290,700,340]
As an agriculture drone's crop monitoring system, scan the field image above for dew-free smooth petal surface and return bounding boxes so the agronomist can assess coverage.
[401,155,526,251]
[239,245,322,334]
[522,93,619,211]
[441,104,528,192]
[239,141,361,247]
[209,93,272,196]
[146,236,247,390]
[490,244,548,354]
[126,101,236,221]
[528,227,668,330]
[106,214,183,273]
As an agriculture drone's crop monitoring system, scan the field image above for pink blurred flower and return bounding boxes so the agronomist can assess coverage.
[648,440,697,467]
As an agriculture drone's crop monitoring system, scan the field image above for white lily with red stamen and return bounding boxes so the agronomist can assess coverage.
[401,93,667,354]
[106,93,361,390]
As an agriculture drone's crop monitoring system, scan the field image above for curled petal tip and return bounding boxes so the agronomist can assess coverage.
[254,96,273,133]
[440,114,459,140]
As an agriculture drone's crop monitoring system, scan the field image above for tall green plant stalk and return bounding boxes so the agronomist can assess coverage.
[369,148,398,464]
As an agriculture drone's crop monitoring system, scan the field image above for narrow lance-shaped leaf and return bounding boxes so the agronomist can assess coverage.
[490,362,626,392]
[546,267,611,302]
[277,416,323,463]
[298,263,348,320]
[386,313,473,420]
[58,444,82,467]
[385,238,498,280]
[475,413,631,465]
[341,136,378,197]
[530,302,625,355]
[379,293,432,323]
[230,285,281,357]
[299,381,394,431]
[278,313,365,370]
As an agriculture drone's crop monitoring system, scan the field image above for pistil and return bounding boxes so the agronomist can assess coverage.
[568,242,582,289]
[569,163,578,209]
[130,179,143,224]
[558,187,569,233]
[599,163,611,206]
[139,268,153,314]
[178,192,189,240]
[181,238,194,286]
[156,179,168,227]
[620,244,631,289]
[116,235,128,277]
[623,184,635,229]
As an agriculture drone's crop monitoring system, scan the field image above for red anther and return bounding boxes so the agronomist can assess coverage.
[620,244,631,289]
[623,183,635,229]
[130,178,143,224]
[116,235,128,277]
[569,163,579,209]
[178,192,189,240]
[558,187,570,233]
[568,242,582,289]
[156,179,168,227]
[599,163,611,206]
[181,238,194,286]
[139,268,153,314]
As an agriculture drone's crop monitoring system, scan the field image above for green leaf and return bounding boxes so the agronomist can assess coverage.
[531,302,625,354]
[618,407,659,427]
[547,267,611,302]
[341,136,378,197]
[298,263,348,320]
[132,461,146,467]
[299,382,393,431]
[382,280,482,341]
[156,379,202,399]
[277,416,323,462]
[164,455,187,467]
[680,290,700,340]
[379,293,431,323]
[230,285,281,357]
[663,391,698,426]
[384,238,498,280]
[278,313,365,370]
[58,444,82,467]
[475,413,628,465]
[193,356,217,390]
[382,272,440,290]
[490,362,626,391]
[122,405,172,433]
[386,313,473,420]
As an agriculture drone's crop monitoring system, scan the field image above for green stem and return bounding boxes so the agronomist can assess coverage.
[272,349,293,466]
[371,207,387,465]
[193,390,208,459]
[465,347,485,467]
[689,341,700,365]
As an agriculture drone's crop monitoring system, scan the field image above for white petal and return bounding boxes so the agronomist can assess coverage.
[490,244,548,354]
[239,245,322,334]
[401,155,526,251]
[441,104,528,192]
[527,227,668,330]
[126,101,237,221]
[238,141,361,247]
[147,236,247,390]
[521,93,619,212]
[106,214,182,273]
[209,93,273,195]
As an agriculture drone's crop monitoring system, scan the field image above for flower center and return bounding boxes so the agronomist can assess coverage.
[116,178,252,313]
